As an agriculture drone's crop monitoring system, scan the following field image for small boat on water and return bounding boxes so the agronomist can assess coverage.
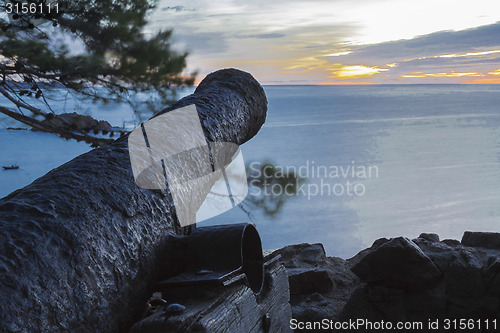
[2,165,19,170]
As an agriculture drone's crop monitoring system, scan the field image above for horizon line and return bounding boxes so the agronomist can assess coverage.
[259,82,500,86]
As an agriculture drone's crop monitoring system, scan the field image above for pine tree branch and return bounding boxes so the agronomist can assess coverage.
[0,105,47,131]
[0,85,47,115]
[0,105,115,146]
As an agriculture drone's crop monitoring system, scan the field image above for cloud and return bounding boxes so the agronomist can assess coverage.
[171,32,229,54]
[400,71,484,78]
[161,6,191,12]
[390,54,500,73]
[319,21,500,83]
[237,33,286,39]
[329,22,500,65]
[150,0,500,84]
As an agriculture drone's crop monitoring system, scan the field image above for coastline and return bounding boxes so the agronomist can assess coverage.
[274,231,500,331]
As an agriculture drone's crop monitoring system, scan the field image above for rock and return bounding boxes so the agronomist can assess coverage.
[445,249,485,297]
[485,258,500,294]
[276,243,327,268]
[412,239,458,272]
[341,233,500,325]
[295,243,327,264]
[291,292,336,324]
[418,232,440,242]
[372,237,391,248]
[403,285,447,318]
[347,237,390,268]
[288,268,333,295]
[340,286,400,324]
[357,285,407,320]
[96,120,111,132]
[273,243,360,323]
[441,239,461,247]
[462,231,500,250]
[447,295,499,318]
[271,237,500,330]
[351,237,441,291]
[41,112,112,133]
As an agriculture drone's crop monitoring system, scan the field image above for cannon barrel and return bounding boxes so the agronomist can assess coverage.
[0,69,267,332]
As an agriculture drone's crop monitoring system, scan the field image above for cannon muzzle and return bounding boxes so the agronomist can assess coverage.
[161,223,265,294]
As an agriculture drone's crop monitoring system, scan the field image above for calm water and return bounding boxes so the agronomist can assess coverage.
[2,85,500,257]
[206,85,500,258]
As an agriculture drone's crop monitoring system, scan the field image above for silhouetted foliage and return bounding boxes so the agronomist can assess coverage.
[0,0,195,146]
[244,161,307,218]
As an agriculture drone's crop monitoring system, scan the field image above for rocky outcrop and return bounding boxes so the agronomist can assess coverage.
[342,232,500,327]
[40,112,112,134]
[278,232,500,332]
[273,243,360,324]
[462,231,500,250]
[350,237,441,291]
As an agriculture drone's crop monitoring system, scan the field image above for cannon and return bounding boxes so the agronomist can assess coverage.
[0,69,267,332]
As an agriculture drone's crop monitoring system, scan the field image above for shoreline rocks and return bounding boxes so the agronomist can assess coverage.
[350,237,442,291]
[275,231,500,332]
[273,243,360,325]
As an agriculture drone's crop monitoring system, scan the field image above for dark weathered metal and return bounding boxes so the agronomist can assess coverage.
[0,68,267,332]
[160,223,265,293]
[130,254,292,333]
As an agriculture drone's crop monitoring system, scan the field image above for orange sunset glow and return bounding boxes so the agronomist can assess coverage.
[152,0,500,85]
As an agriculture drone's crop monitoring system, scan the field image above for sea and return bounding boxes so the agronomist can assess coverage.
[1,84,500,258]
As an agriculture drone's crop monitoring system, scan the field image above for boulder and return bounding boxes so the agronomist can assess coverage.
[417,232,440,242]
[277,243,327,268]
[291,292,337,324]
[273,243,360,323]
[462,231,500,250]
[485,258,500,295]
[351,237,441,291]
[412,238,459,273]
[41,112,112,133]
[445,249,485,297]
[341,232,500,325]
[288,268,333,295]
[275,234,500,330]
[441,239,461,247]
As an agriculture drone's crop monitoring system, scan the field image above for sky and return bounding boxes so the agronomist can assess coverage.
[148,0,500,85]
